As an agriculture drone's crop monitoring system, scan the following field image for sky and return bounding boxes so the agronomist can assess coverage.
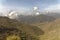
[0,0,60,14]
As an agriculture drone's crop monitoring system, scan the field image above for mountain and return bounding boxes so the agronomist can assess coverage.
[0,16,44,40]
[34,18,60,40]
[46,13,60,19]
[17,14,56,24]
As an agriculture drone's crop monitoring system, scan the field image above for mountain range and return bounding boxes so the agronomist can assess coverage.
[17,14,56,24]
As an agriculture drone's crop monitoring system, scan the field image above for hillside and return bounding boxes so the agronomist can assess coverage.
[0,16,44,40]
[17,14,56,24]
[33,18,60,40]
[0,16,59,40]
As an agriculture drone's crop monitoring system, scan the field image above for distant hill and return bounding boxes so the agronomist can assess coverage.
[0,16,44,40]
[46,13,60,19]
[17,14,56,24]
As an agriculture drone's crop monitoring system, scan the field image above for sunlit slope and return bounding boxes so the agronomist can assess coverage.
[38,19,60,40]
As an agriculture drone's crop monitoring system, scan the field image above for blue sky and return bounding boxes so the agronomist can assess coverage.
[0,0,60,13]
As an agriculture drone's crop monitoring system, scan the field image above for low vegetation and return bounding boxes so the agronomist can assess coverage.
[0,16,44,40]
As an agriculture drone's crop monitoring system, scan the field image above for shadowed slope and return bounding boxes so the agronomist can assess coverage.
[0,16,44,36]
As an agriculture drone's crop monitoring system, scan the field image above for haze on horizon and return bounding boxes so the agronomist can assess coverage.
[0,0,60,15]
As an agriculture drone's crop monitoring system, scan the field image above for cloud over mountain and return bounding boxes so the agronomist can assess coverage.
[44,4,60,12]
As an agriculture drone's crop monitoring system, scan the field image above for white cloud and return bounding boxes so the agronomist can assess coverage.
[44,4,60,12]
[0,5,30,16]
